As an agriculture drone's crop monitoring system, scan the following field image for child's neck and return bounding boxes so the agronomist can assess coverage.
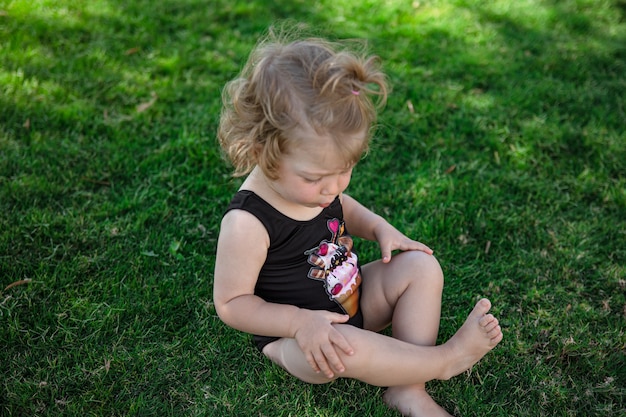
[240,167,324,221]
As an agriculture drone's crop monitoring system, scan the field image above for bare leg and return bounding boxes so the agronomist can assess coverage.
[263,297,502,387]
[359,251,502,416]
[344,297,502,384]
[360,251,451,416]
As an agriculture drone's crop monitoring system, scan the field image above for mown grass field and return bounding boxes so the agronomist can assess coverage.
[1,0,625,416]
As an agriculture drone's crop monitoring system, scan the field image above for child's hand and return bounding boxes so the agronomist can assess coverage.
[292,309,354,378]
[374,222,433,263]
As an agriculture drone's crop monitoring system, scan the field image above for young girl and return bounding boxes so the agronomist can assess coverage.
[214,28,503,417]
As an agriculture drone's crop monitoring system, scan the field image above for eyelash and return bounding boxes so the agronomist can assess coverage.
[304,170,352,183]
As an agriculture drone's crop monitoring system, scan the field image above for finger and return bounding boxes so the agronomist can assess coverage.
[330,330,354,356]
[329,313,350,324]
[408,241,433,254]
[313,350,335,378]
[379,244,392,263]
[305,351,321,374]
[321,344,346,375]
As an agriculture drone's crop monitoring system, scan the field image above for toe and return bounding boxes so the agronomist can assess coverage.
[479,314,497,327]
[482,317,499,331]
[472,298,492,317]
[488,326,503,343]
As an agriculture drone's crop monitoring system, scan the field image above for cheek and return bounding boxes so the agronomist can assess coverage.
[340,174,352,190]
[295,182,321,197]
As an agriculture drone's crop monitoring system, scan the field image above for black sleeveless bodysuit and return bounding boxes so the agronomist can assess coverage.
[225,190,364,351]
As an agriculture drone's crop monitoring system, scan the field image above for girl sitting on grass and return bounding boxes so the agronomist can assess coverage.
[213,27,503,417]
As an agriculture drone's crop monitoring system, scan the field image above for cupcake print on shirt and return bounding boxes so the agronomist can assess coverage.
[306,219,362,317]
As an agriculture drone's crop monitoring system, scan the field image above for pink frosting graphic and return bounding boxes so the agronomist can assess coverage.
[306,219,361,316]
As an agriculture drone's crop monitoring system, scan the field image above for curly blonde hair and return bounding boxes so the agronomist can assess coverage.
[218,26,388,179]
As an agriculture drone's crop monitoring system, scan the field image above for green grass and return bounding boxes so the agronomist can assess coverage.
[1,0,625,415]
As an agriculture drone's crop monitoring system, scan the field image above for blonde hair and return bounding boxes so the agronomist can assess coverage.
[218,26,388,179]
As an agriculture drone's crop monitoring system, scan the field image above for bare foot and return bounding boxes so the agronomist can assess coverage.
[442,298,503,380]
[384,385,454,417]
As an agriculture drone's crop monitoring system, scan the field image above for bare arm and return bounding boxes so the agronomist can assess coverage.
[213,209,354,377]
[340,193,387,241]
[341,193,433,262]
[213,209,301,337]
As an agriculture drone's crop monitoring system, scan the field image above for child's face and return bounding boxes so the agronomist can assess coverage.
[270,131,363,209]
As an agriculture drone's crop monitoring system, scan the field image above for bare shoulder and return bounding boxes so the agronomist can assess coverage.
[340,193,365,216]
[219,208,270,248]
[340,193,354,206]
[214,209,269,301]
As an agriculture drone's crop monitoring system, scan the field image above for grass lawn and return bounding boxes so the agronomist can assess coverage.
[1,0,625,416]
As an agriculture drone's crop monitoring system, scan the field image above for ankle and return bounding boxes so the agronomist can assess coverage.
[438,342,460,381]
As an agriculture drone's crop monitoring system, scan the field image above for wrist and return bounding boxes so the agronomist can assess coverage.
[288,307,307,338]
[371,217,389,240]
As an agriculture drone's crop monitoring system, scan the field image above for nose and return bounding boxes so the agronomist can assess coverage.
[321,176,342,196]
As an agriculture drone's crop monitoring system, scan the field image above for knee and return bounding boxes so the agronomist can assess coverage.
[262,340,279,363]
[396,250,444,287]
